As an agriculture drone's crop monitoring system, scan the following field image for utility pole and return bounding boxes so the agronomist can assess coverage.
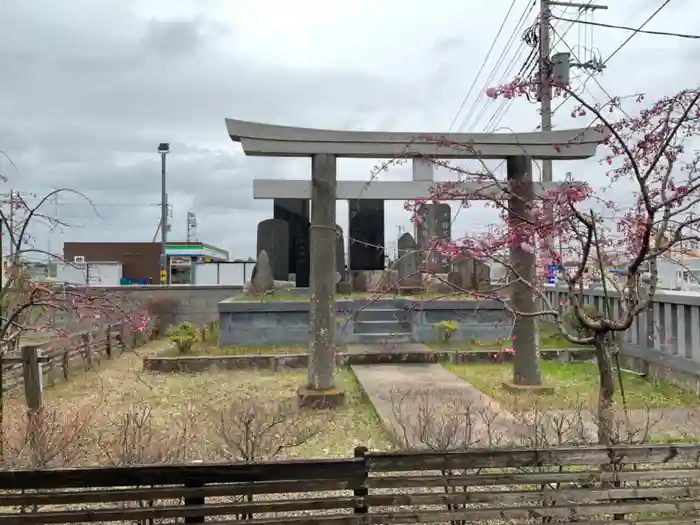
[539,0,609,141]
[7,190,13,261]
[186,211,198,243]
[157,143,170,285]
[539,0,608,260]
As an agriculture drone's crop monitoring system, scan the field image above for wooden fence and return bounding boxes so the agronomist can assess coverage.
[0,443,699,523]
[1,321,148,395]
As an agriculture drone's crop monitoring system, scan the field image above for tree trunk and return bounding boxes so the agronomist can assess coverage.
[595,332,616,445]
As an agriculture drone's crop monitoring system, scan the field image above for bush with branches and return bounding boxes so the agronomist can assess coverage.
[0,185,149,463]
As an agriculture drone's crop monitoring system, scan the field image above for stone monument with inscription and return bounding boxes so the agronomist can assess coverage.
[256,218,289,282]
[397,232,423,293]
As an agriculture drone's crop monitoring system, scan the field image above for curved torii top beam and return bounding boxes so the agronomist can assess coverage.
[225,119,608,160]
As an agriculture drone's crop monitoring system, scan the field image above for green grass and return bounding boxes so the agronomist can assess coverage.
[445,361,700,410]
[426,323,585,351]
[335,367,393,449]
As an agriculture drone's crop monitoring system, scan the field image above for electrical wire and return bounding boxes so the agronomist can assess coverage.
[551,24,611,104]
[483,1,585,133]
[482,44,532,131]
[458,1,537,132]
[552,15,700,40]
[446,0,520,132]
[462,10,536,133]
[551,0,673,117]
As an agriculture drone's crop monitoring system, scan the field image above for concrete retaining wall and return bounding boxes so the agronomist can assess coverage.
[218,299,513,347]
[82,285,243,328]
[408,301,511,343]
[144,347,595,373]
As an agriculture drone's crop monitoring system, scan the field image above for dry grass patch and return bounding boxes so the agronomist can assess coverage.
[2,340,391,468]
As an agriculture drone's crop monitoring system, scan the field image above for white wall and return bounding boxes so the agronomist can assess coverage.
[56,262,123,286]
[193,262,255,286]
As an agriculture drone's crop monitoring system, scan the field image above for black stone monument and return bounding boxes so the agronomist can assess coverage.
[348,199,385,271]
[273,198,310,287]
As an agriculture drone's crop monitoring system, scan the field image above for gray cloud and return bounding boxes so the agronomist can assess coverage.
[0,0,696,259]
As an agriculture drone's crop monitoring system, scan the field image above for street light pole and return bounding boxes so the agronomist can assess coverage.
[158,142,170,284]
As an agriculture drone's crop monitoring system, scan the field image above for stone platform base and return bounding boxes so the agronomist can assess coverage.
[501,381,555,395]
[297,385,346,409]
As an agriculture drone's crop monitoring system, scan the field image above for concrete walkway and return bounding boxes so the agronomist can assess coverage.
[352,363,525,448]
[351,352,700,447]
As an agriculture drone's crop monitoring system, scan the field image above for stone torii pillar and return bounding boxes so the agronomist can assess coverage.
[504,155,545,391]
[300,153,343,406]
[225,119,607,405]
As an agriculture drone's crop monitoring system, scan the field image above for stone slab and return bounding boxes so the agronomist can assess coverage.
[297,385,345,409]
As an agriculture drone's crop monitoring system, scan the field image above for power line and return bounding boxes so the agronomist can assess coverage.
[485,3,581,133]
[552,15,700,39]
[601,0,672,66]
[551,0,672,117]
[483,45,533,131]
[551,24,610,103]
[459,2,537,132]
[446,0,520,131]
[461,6,536,132]
[481,0,584,133]
[54,202,160,207]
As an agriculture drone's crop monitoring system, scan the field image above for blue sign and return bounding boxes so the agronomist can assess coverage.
[547,264,563,285]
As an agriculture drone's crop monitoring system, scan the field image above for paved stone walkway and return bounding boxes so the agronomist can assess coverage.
[352,363,525,448]
[351,350,700,448]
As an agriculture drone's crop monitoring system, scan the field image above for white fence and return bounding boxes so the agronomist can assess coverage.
[542,287,700,366]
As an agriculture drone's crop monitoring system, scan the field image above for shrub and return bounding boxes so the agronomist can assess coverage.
[167,321,198,354]
[433,320,459,344]
[144,295,181,336]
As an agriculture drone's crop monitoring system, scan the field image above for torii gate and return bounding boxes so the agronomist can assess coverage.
[225,119,607,406]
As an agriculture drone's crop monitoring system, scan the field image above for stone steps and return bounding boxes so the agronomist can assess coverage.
[352,303,413,343]
[354,319,413,334]
[353,307,407,322]
[354,333,413,344]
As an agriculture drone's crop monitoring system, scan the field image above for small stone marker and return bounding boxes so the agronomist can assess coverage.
[455,255,475,290]
[397,232,422,292]
[247,250,275,295]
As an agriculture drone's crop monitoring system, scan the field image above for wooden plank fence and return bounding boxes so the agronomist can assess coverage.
[0,443,699,523]
[1,321,148,395]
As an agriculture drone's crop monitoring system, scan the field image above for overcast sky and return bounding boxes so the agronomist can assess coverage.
[1,0,698,261]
